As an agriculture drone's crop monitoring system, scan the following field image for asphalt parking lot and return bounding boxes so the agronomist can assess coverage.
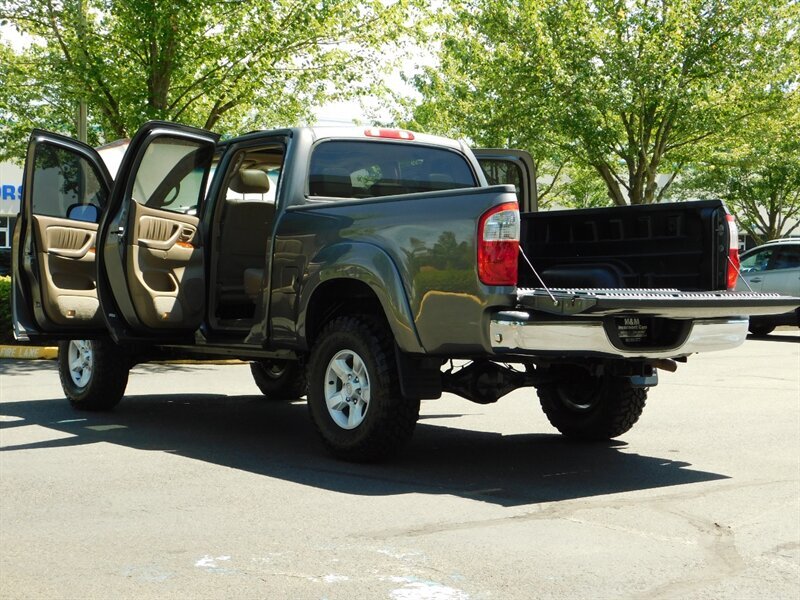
[1,331,798,599]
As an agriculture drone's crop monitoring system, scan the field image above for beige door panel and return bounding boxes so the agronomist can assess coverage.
[45,226,95,258]
[127,203,204,328]
[137,215,198,251]
[31,215,102,326]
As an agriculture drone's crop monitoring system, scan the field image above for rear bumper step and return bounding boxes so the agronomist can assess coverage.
[516,288,800,319]
[490,314,749,359]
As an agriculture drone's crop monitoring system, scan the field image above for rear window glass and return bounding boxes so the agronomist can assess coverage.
[308,141,476,199]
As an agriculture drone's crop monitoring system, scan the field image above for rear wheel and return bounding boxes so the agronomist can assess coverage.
[306,316,419,462]
[57,339,129,411]
[250,359,307,400]
[748,323,775,336]
[537,366,646,440]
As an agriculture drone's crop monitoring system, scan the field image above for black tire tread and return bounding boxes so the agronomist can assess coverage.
[538,377,646,440]
[250,360,307,400]
[748,324,775,337]
[57,339,129,411]
[307,315,419,462]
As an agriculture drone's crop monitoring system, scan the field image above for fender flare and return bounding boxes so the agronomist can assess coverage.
[298,242,424,354]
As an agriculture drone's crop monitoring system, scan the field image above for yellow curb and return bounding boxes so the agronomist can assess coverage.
[0,345,58,360]
[0,345,253,365]
[150,359,246,365]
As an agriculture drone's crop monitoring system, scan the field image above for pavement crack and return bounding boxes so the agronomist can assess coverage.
[628,507,747,600]
[360,479,793,540]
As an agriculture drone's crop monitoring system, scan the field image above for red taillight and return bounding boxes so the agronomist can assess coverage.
[726,214,740,290]
[478,202,520,286]
[364,128,415,140]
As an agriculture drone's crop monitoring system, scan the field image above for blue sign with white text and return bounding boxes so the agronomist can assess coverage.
[1,184,23,201]
[0,182,23,216]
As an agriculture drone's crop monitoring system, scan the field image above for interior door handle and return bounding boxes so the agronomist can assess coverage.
[47,231,96,259]
[48,245,91,259]
[139,227,182,251]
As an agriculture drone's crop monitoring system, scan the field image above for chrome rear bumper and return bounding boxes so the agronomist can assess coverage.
[489,311,749,359]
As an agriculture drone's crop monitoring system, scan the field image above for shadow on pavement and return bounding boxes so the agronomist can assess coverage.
[0,391,728,507]
[747,332,799,343]
[0,358,58,374]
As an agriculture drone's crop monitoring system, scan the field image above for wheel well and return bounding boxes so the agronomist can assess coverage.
[305,279,387,346]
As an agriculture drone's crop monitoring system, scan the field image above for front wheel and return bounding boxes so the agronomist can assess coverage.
[57,339,130,411]
[537,366,646,440]
[306,316,419,462]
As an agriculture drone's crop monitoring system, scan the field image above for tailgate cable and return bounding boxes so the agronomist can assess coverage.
[728,255,754,292]
[519,246,557,305]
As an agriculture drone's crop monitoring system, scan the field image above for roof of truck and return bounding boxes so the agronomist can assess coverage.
[96,126,468,178]
[225,126,465,151]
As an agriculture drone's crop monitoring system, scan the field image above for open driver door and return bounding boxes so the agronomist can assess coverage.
[12,131,113,343]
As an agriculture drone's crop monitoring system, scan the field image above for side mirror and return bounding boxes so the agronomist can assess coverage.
[67,203,99,223]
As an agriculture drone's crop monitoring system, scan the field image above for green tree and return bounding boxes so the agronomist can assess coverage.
[677,96,800,244]
[400,4,569,207]
[0,0,416,160]
[408,0,798,206]
[0,40,77,155]
[547,164,611,209]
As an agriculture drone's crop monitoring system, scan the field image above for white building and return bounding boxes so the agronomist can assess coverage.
[0,161,22,249]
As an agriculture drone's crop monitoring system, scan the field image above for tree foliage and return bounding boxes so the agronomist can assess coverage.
[677,95,800,243]
[407,0,798,206]
[402,3,569,206]
[0,0,416,161]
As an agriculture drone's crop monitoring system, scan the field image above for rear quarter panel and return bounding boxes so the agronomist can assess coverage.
[269,186,518,355]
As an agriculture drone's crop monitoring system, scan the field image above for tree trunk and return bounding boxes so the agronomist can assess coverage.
[595,163,628,206]
[147,13,177,115]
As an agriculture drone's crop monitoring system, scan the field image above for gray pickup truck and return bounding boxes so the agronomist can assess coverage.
[11,122,798,461]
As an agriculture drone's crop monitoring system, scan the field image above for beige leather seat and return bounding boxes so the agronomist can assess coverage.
[230,168,270,195]
[217,168,274,310]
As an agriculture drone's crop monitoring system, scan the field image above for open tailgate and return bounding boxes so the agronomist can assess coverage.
[517,288,800,319]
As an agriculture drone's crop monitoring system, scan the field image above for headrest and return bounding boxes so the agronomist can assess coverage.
[230,168,270,194]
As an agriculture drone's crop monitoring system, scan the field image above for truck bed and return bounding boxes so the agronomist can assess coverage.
[519,200,728,291]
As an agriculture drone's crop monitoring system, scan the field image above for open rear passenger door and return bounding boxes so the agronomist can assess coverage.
[474,149,537,212]
[12,131,113,343]
[98,121,219,342]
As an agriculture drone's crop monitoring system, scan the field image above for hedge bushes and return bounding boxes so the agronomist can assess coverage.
[0,276,12,343]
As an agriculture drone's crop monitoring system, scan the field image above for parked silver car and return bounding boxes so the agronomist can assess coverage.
[736,238,800,335]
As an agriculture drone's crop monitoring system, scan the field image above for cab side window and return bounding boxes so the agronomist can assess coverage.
[480,158,523,197]
[32,144,106,222]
